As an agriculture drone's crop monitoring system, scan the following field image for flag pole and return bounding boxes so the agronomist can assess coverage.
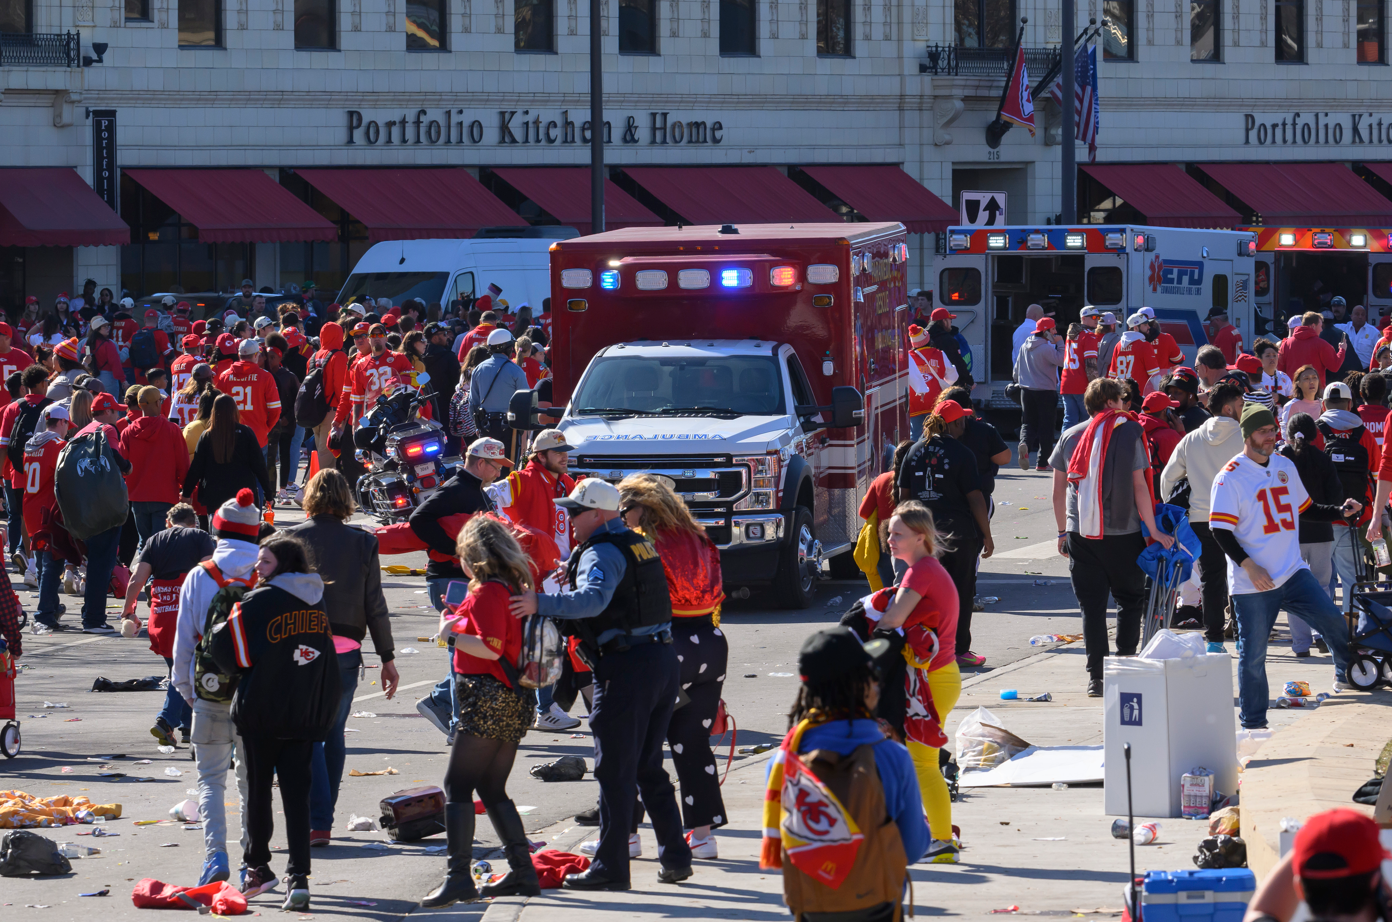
[1061,0,1076,223]
[985,19,1027,149]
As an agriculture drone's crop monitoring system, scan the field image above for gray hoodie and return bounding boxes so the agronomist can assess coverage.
[267,571,324,606]
[1014,334,1065,391]
[1159,415,1245,522]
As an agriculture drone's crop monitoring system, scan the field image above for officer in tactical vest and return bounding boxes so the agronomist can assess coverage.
[509,477,693,890]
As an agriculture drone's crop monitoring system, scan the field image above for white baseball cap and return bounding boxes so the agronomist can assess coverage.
[1323,381,1352,401]
[531,429,575,453]
[237,338,261,356]
[90,315,110,330]
[1126,312,1149,329]
[1101,312,1118,325]
[254,316,274,330]
[556,477,622,512]
[43,404,69,422]
[1138,306,1156,319]
[467,437,515,468]
[1080,306,1101,318]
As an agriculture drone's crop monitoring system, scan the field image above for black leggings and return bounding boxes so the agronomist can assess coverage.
[1189,521,1231,644]
[267,424,296,490]
[444,735,518,808]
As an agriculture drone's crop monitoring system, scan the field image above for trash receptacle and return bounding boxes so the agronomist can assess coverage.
[1103,652,1236,818]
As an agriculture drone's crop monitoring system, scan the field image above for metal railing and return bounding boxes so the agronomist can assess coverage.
[0,31,80,67]
[922,43,1060,78]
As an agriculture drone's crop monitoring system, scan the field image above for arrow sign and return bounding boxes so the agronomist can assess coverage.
[959,190,1008,228]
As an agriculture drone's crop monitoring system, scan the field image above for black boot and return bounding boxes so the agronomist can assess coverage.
[420,803,479,908]
[480,800,541,898]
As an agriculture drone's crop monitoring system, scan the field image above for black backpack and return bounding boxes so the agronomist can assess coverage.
[1317,419,1373,508]
[294,353,332,429]
[7,397,51,470]
[128,328,159,369]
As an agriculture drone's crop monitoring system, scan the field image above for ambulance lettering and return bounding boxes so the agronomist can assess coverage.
[1149,256,1205,297]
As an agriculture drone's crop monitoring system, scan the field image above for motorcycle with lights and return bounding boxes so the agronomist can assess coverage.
[353,372,460,523]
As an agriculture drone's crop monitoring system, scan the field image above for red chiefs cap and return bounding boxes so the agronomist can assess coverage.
[1035,317,1056,333]
[1142,392,1177,414]
[930,308,956,322]
[0,322,14,340]
[191,320,207,335]
[932,399,971,423]
[216,332,238,355]
[91,393,121,414]
[1293,808,1391,879]
[181,334,202,349]
[1233,353,1263,376]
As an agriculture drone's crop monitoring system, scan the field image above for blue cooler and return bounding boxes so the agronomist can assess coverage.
[1140,869,1255,922]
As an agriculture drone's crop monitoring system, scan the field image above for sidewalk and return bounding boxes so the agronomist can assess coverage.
[460,619,1392,920]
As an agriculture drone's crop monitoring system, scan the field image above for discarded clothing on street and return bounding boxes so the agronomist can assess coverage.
[0,830,72,876]
[1193,834,1247,869]
[130,878,248,914]
[91,675,166,692]
[1353,775,1383,805]
[529,755,587,782]
[531,849,590,888]
[0,791,122,828]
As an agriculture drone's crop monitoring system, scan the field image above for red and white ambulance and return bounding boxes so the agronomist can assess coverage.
[520,222,910,609]
[934,224,1257,401]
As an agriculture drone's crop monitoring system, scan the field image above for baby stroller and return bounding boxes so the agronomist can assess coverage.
[1137,503,1201,649]
[0,636,18,758]
[1344,526,1392,690]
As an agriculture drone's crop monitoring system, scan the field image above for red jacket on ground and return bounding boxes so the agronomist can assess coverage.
[121,413,191,504]
[1277,326,1346,389]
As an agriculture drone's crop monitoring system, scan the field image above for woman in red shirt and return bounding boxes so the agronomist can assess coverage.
[877,500,962,865]
[420,516,540,908]
[618,473,727,861]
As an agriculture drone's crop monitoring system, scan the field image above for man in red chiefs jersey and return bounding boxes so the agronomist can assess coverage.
[214,338,281,451]
[0,321,32,412]
[1061,309,1101,431]
[341,323,413,428]
[1208,307,1244,365]
[1138,306,1186,371]
[23,404,69,634]
[1109,312,1162,394]
[170,334,201,395]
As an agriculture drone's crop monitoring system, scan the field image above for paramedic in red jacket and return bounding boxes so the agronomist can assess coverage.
[309,322,349,476]
[121,385,193,557]
[1278,312,1347,390]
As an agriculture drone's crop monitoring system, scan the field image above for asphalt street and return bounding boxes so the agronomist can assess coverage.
[0,462,1086,918]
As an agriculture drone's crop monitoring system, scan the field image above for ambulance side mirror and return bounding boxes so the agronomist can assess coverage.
[508,389,552,430]
[829,386,864,429]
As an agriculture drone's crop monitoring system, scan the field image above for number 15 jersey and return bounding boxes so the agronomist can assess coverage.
[1208,451,1312,595]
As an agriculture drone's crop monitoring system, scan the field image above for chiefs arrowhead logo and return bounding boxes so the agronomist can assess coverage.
[292,645,320,666]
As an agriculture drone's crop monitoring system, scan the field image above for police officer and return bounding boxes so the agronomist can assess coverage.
[469,327,528,447]
[509,477,693,890]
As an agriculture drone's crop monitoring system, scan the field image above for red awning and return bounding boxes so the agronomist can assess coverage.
[490,168,662,236]
[123,169,336,243]
[799,165,958,234]
[1197,162,1392,227]
[297,169,525,242]
[623,167,839,225]
[0,168,128,247]
[1079,164,1241,229]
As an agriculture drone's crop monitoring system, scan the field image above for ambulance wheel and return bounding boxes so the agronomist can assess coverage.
[1347,655,1382,690]
[775,507,818,610]
[1,722,19,759]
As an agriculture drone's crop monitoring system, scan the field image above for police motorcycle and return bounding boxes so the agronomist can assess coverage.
[353,372,462,524]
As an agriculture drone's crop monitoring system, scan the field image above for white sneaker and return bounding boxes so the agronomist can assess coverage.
[923,839,959,864]
[10,550,25,574]
[579,834,641,858]
[22,566,36,588]
[62,568,79,596]
[534,704,581,731]
[686,832,718,859]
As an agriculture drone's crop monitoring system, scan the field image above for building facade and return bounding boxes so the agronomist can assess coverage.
[0,0,1387,335]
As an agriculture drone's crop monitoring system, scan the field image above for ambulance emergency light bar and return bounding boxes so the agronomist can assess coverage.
[561,262,838,292]
[1259,228,1389,251]
[953,227,1137,254]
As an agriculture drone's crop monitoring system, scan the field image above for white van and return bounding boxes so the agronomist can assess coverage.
[335,227,578,312]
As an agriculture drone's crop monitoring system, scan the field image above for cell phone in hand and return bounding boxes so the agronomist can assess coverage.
[444,580,468,611]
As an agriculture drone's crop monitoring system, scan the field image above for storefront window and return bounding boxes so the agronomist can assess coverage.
[955,0,1013,47]
[1103,0,1133,59]
[720,0,756,54]
[406,0,447,49]
[1358,0,1384,62]
[178,0,221,46]
[1190,0,1219,59]
[126,0,150,21]
[295,0,335,48]
[515,0,553,50]
[0,249,24,321]
[120,174,252,296]
[1275,0,1303,61]
[817,0,851,55]
[619,0,656,52]
[940,267,981,307]
[277,170,369,296]
[0,0,29,32]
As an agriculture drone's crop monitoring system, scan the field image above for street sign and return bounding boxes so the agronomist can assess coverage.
[960,190,1007,228]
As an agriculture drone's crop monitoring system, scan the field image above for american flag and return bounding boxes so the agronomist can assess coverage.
[1048,41,1100,162]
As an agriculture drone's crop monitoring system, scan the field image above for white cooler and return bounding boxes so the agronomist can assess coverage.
[1103,652,1237,818]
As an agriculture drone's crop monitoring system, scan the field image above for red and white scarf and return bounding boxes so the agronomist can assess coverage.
[1066,409,1152,539]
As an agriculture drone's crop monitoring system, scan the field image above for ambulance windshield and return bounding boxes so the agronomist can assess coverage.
[573,355,786,418]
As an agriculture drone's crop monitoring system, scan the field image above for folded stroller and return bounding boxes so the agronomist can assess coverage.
[1137,503,1202,650]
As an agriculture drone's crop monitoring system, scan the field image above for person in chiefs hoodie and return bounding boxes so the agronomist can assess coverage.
[1138,392,1185,499]
[308,321,348,477]
[1278,311,1347,390]
[122,385,192,557]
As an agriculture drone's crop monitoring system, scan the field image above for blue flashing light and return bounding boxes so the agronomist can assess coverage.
[600,270,620,290]
[720,268,752,288]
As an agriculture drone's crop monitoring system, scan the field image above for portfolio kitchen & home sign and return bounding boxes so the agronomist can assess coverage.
[346,109,725,146]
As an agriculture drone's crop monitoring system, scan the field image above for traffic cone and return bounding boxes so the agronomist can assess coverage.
[307,450,320,481]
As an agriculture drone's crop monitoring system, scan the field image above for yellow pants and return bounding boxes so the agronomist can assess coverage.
[906,662,962,841]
